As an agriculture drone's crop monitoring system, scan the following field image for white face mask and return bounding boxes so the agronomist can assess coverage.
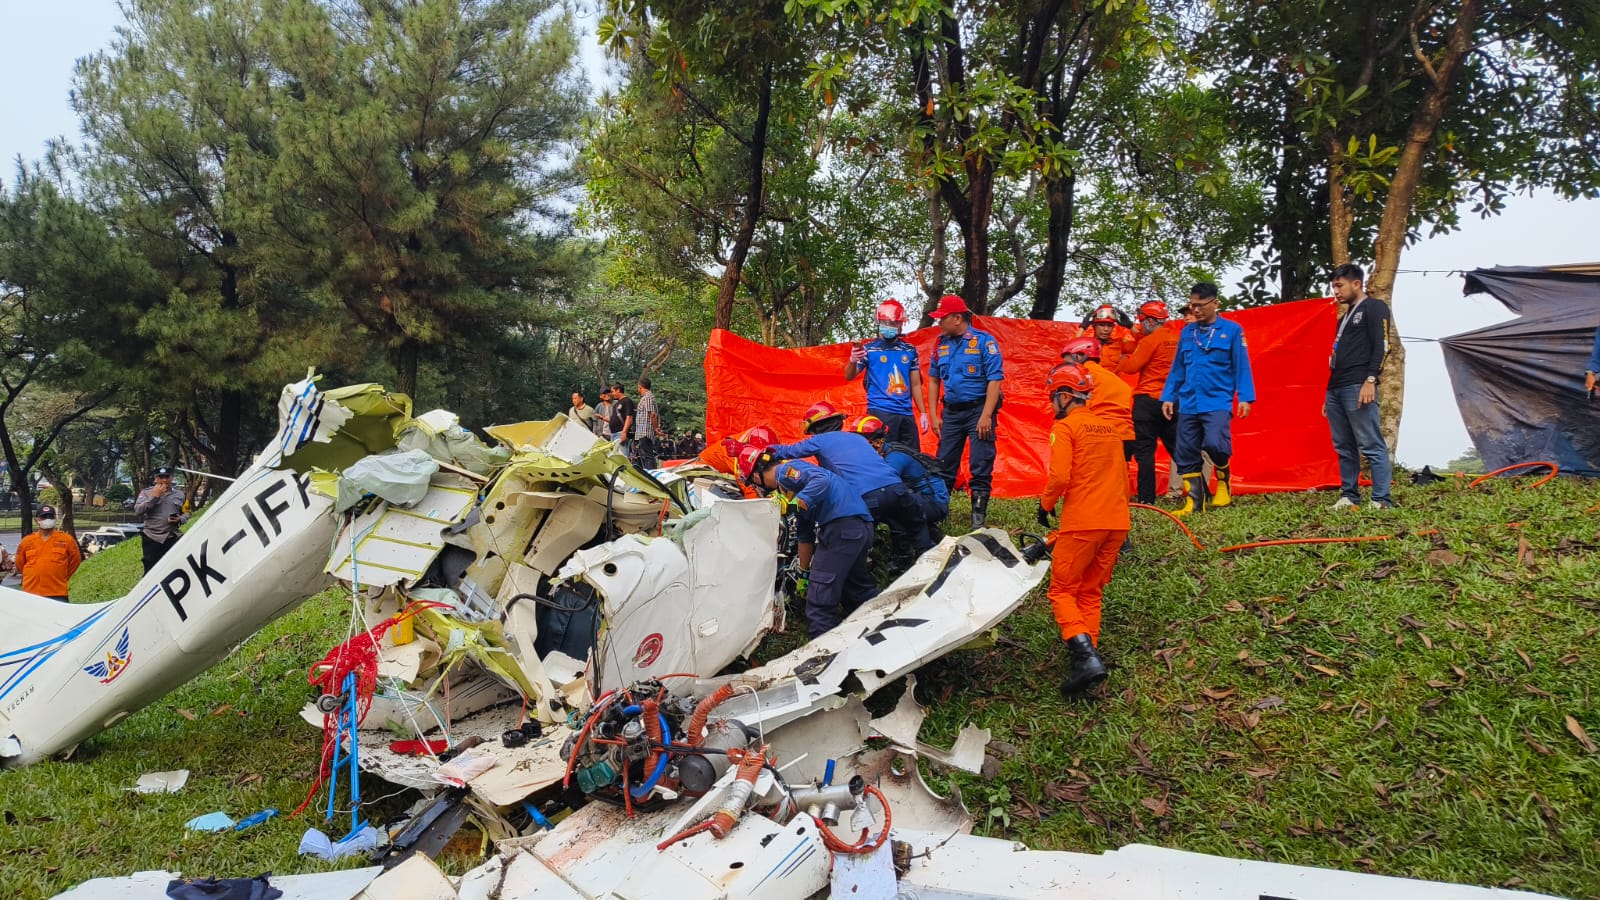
[38,519,57,530]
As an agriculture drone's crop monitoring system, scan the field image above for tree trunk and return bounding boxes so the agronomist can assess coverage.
[712,64,774,332]
[958,157,995,314]
[217,387,242,478]
[1365,0,1481,452]
[1327,139,1354,267]
[918,185,948,323]
[1031,172,1075,320]
[0,425,32,535]
[39,461,75,538]
[391,335,421,399]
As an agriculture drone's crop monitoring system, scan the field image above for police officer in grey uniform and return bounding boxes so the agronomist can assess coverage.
[133,466,187,573]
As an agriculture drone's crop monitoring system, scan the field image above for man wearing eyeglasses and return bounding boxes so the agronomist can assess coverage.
[1160,282,1256,516]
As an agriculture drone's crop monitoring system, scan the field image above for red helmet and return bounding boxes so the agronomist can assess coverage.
[801,401,845,434]
[1138,300,1170,320]
[737,445,775,484]
[1047,363,1093,398]
[852,414,888,440]
[1091,304,1119,323]
[1059,335,1101,361]
[875,299,906,325]
[721,424,777,455]
[930,294,970,319]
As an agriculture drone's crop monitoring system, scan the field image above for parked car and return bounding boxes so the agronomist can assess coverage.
[80,526,140,557]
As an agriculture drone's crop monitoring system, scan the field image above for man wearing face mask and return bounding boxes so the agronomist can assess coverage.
[846,299,927,446]
[14,504,81,602]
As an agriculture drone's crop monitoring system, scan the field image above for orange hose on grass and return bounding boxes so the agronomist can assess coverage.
[1467,461,1559,490]
[1219,535,1393,553]
[1129,502,1206,551]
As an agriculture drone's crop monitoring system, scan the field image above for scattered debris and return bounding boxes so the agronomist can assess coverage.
[131,770,190,794]
[183,812,235,832]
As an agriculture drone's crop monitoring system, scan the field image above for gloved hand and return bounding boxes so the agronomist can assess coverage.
[918,412,930,433]
[793,569,810,600]
[1035,504,1053,528]
[850,343,868,366]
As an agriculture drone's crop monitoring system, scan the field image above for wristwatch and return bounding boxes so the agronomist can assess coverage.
[1364,376,1377,384]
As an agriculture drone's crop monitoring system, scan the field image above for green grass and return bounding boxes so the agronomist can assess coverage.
[3,475,1598,898]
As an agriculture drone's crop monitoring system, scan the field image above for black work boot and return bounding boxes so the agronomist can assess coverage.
[970,491,990,530]
[1060,633,1108,697]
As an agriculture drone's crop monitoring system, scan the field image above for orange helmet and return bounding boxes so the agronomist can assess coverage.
[1138,300,1170,320]
[875,299,906,325]
[802,401,845,434]
[1047,363,1093,398]
[1059,335,1101,361]
[737,445,776,485]
[852,414,888,440]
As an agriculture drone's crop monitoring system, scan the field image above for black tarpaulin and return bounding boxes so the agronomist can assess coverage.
[1444,265,1600,477]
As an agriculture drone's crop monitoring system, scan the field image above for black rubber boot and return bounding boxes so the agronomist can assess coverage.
[970,491,990,530]
[1059,633,1108,697]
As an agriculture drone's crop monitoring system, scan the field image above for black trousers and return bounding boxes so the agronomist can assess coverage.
[142,533,176,574]
[1130,394,1179,503]
[868,409,918,446]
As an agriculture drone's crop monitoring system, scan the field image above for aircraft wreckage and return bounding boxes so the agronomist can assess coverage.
[7,377,1552,898]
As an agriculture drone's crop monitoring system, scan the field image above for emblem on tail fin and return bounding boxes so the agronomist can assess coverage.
[82,629,133,685]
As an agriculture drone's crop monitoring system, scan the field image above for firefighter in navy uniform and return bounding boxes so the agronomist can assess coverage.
[845,299,928,446]
[925,294,1005,529]
[740,447,879,638]
[769,406,934,566]
[851,414,950,530]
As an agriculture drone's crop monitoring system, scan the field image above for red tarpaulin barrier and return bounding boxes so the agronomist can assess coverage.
[704,298,1342,498]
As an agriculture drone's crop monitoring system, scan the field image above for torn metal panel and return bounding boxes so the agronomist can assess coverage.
[354,854,457,900]
[51,866,384,900]
[560,500,779,693]
[694,530,1046,736]
[326,478,479,587]
[867,675,990,775]
[890,832,1558,899]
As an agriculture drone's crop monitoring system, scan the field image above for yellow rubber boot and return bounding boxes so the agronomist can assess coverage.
[1211,465,1232,508]
[1174,473,1205,518]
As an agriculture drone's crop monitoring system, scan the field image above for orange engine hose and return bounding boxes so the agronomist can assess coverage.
[1129,502,1206,551]
[685,683,737,747]
[816,784,893,855]
[1467,461,1559,490]
[1219,535,1392,553]
[641,698,664,776]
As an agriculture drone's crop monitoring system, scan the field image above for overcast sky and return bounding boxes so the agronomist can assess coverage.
[4,1,1594,468]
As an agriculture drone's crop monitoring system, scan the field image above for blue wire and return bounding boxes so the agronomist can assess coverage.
[629,713,672,799]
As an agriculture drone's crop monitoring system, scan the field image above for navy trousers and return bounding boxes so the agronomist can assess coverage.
[869,409,918,446]
[1174,409,1232,474]
[936,403,997,494]
[863,481,934,561]
[805,516,878,637]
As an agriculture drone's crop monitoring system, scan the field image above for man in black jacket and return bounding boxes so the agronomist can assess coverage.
[1325,263,1394,510]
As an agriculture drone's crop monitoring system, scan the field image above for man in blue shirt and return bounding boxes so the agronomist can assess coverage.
[1160,282,1256,516]
[769,416,934,566]
[846,299,927,445]
[740,448,879,637]
[852,415,949,529]
[925,294,1005,529]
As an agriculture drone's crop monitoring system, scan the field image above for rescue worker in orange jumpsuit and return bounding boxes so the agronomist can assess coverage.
[14,504,81,602]
[1080,304,1137,369]
[1059,336,1134,441]
[1036,363,1127,697]
[1118,300,1181,503]
[700,425,776,499]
